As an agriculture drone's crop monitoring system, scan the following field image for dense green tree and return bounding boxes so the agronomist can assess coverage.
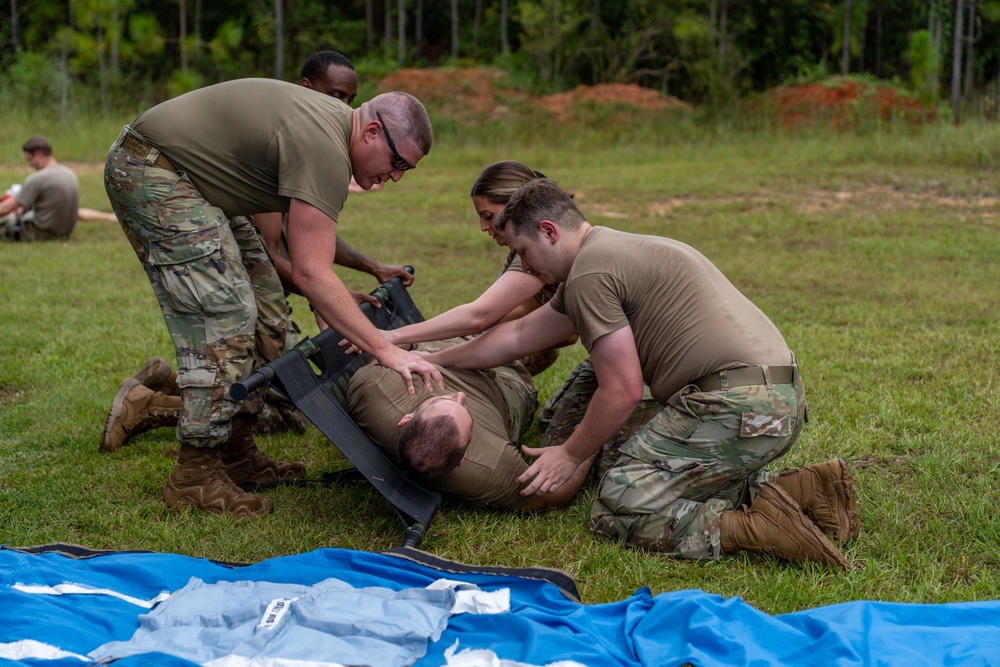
[2,0,999,117]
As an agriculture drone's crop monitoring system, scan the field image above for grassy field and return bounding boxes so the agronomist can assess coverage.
[1,119,998,612]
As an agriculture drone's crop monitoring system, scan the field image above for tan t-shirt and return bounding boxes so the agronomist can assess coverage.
[346,341,537,509]
[550,226,792,404]
[132,78,352,222]
[16,164,78,236]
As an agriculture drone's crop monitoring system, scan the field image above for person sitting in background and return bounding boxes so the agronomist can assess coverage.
[0,136,116,242]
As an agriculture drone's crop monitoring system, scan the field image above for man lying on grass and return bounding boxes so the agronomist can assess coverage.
[412,178,859,570]
[346,338,587,510]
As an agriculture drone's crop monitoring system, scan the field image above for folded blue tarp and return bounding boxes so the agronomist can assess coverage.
[3,544,999,667]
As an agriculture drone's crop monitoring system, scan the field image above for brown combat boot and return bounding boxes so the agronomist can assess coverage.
[132,356,180,395]
[720,482,851,571]
[773,458,859,543]
[221,415,306,486]
[100,378,181,452]
[163,444,273,517]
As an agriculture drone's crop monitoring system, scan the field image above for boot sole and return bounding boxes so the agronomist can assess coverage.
[764,482,852,572]
[776,458,861,543]
[133,356,175,395]
[99,377,142,452]
[831,458,861,542]
[164,493,274,518]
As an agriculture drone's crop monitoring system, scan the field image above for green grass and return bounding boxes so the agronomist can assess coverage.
[1,120,999,612]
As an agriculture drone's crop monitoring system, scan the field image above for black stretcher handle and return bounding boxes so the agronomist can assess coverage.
[403,523,426,548]
[230,366,274,401]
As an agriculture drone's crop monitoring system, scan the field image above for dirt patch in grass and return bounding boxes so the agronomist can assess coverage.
[0,385,23,405]
[793,185,997,219]
[574,184,997,222]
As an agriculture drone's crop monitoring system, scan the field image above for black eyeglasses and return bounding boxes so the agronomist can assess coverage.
[376,111,415,171]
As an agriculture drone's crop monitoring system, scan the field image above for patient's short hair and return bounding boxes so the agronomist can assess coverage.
[397,412,466,478]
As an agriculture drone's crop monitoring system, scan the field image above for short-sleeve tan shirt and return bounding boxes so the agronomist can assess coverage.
[346,341,537,509]
[16,164,78,236]
[549,226,792,404]
[132,78,352,222]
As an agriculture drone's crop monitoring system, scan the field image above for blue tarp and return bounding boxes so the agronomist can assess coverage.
[3,545,1000,666]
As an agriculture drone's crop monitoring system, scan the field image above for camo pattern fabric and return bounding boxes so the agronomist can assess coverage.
[0,211,61,242]
[539,358,661,480]
[104,127,288,448]
[0,214,21,240]
[590,369,806,560]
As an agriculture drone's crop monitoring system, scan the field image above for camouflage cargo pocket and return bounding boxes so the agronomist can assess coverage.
[739,411,793,438]
[148,226,244,317]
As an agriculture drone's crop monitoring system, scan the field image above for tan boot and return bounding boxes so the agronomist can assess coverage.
[100,378,181,452]
[163,445,273,517]
[720,482,851,571]
[132,356,180,396]
[774,458,860,542]
[221,415,306,486]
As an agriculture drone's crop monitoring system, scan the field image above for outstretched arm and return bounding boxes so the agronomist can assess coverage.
[419,303,576,371]
[334,237,413,286]
[77,208,117,222]
[385,270,545,346]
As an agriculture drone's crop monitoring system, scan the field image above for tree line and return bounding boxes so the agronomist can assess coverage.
[3,0,999,120]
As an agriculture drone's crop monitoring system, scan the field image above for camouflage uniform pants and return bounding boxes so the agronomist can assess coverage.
[539,358,661,480]
[104,126,289,448]
[590,368,806,560]
[0,211,61,242]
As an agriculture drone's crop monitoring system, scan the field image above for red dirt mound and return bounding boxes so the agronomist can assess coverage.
[760,77,934,129]
[378,67,530,122]
[538,83,691,120]
[378,67,690,124]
